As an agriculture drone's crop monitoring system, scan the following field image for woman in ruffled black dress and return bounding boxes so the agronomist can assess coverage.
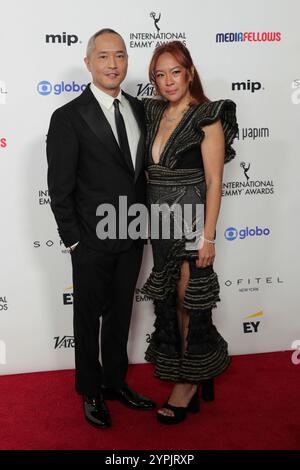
[141,41,238,424]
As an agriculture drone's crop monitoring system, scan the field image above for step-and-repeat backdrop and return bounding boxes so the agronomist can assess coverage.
[1,0,299,374]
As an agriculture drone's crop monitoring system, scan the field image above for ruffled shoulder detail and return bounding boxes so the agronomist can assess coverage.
[193,99,238,164]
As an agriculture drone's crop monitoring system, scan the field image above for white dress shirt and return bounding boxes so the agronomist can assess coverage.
[90,82,140,169]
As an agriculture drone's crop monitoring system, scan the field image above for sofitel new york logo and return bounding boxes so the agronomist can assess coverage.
[222,162,274,197]
[129,11,187,48]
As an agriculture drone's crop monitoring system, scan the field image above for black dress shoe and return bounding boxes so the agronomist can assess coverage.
[101,384,156,410]
[84,394,111,428]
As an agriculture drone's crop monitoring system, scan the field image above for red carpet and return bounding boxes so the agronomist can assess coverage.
[0,351,299,450]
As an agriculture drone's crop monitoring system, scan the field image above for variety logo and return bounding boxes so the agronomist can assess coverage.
[45,32,81,46]
[63,286,73,306]
[54,336,75,349]
[0,81,7,104]
[216,31,281,43]
[224,226,270,241]
[222,161,275,197]
[37,80,87,96]
[136,83,155,98]
[129,11,187,49]
[232,80,263,93]
[243,311,264,334]
[291,79,300,105]
[0,137,7,148]
[38,189,51,206]
[224,275,283,293]
[0,296,8,311]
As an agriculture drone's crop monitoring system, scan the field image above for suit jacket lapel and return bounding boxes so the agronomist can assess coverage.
[78,88,130,173]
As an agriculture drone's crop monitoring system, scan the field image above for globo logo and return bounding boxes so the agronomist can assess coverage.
[37,80,87,96]
[225,226,270,240]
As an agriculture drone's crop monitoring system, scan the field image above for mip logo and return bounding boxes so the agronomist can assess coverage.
[150,11,161,32]
[225,226,270,240]
[46,32,80,46]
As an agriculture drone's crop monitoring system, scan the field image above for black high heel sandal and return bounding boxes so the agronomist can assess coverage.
[157,388,200,424]
[201,378,215,402]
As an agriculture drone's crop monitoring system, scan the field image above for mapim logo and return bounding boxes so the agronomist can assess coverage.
[45,32,81,46]
[37,80,87,96]
[243,311,264,334]
[225,226,270,241]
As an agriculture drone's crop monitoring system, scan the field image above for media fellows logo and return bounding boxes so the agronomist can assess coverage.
[224,226,270,241]
[37,80,87,96]
[216,31,281,43]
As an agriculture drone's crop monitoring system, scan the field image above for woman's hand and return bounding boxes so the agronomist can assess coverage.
[196,239,215,268]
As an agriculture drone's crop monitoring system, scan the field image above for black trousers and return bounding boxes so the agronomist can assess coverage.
[71,241,143,396]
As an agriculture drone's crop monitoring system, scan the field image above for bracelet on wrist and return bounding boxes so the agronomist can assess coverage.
[200,235,216,244]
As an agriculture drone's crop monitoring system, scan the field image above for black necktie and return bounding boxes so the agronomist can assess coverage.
[113,99,133,172]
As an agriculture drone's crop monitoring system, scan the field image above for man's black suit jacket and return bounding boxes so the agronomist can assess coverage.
[47,85,147,253]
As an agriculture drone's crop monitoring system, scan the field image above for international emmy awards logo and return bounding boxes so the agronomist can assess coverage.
[240,161,250,181]
[150,11,161,32]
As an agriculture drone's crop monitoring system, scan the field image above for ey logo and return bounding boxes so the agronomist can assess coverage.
[243,311,264,333]
[63,286,73,305]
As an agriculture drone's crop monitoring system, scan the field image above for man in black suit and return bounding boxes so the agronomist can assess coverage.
[47,29,155,428]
